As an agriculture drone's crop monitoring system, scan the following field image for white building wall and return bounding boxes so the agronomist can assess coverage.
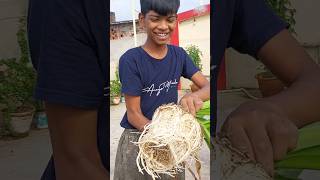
[0,0,28,59]
[178,15,210,89]
[110,33,147,80]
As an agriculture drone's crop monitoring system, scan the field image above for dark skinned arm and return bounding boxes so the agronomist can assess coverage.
[259,29,320,127]
[45,103,109,180]
[124,95,150,131]
[222,29,320,176]
[180,71,210,116]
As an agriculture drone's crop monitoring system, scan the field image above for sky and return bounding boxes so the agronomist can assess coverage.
[110,0,210,21]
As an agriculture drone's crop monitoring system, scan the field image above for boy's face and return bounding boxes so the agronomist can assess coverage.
[140,10,177,46]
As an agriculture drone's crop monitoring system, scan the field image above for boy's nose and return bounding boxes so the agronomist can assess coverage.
[157,20,169,30]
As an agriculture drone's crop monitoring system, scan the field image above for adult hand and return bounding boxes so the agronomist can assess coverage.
[221,100,298,176]
[179,93,203,116]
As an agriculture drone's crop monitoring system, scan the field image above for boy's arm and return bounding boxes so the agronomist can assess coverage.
[180,71,210,116]
[258,29,320,127]
[222,29,320,176]
[190,71,210,101]
[45,103,109,180]
[125,94,150,131]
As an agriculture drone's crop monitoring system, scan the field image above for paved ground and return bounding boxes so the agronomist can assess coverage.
[0,129,51,180]
[0,90,319,180]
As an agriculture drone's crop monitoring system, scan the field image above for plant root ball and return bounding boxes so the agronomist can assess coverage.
[135,103,203,179]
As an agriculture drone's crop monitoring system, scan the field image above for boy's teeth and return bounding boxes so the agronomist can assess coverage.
[158,33,167,37]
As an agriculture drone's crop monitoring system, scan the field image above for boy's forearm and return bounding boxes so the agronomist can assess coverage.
[256,29,320,128]
[265,65,320,128]
[127,110,150,131]
[191,83,210,101]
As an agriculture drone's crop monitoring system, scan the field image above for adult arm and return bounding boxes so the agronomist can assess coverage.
[45,103,109,180]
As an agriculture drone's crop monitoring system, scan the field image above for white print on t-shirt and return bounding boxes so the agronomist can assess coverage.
[142,79,178,96]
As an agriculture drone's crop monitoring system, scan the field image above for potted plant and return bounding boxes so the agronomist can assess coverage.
[110,65,122,105]
[34,101,48,129]
[0,58,36,137]
[256,65,287,97]
[185,45,203,92]
[0,17,36,137]
[256,0,296,97]
[0,66,6,131]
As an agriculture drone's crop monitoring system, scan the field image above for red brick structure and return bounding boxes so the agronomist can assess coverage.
[110,12,145,40]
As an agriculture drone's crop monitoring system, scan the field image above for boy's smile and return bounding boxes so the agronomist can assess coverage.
[140,10,177,46]
[154,32,169,41]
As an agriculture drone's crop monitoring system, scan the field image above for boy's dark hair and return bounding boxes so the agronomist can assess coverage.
[140,0,180,16]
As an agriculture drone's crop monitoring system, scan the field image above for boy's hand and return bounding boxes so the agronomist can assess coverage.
[221,100,298,176]
[179,93,204,116]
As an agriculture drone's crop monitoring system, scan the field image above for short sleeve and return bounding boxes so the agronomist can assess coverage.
[229,0,288,58]
[119,52,143,96]
[31,1,104,109]
[181,48,199,79]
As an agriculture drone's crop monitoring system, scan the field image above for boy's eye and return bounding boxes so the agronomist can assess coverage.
[150,18,159,22]
[168,17,176,23]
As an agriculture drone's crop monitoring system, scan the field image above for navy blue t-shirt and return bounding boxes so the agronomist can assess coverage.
[211,0,287,134]
[27,0,109,179]
[119,45,199,129]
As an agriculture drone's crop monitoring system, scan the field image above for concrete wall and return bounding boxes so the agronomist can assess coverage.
[225,0,320,89]
[179,15,210,76]
[291,0,320,45]
[0,0,27,60]
[179,15,210,89]
[225,49,261,89]
[110,33,147,80]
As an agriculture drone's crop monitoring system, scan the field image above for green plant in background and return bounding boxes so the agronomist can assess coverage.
[0,59,36,113]
[17,17,31,64]
[185,45,203,71]
[110,65,121,97]
[35,101,45,112]
[266,0,296,34]
[0,16,36,136]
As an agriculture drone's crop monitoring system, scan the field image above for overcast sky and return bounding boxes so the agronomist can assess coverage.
[110,0,210,21]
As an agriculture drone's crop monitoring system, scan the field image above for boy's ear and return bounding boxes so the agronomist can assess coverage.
[138,13,145,29]
[138,13,144,21]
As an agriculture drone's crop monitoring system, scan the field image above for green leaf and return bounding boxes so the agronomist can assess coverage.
[275,123,320,170]
[196,101,211,148]
[276,154,320,170]
[295,122,320,151]
[201,101,210,109]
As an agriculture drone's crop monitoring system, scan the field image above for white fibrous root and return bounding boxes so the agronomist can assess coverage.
[134,103,203,179]
[212,137,272,180]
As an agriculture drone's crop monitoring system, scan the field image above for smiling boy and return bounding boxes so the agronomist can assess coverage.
[113,0,210,179]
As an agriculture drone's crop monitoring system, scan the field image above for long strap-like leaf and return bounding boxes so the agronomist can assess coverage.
[275,122,320,179]
[196,101,211,148]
